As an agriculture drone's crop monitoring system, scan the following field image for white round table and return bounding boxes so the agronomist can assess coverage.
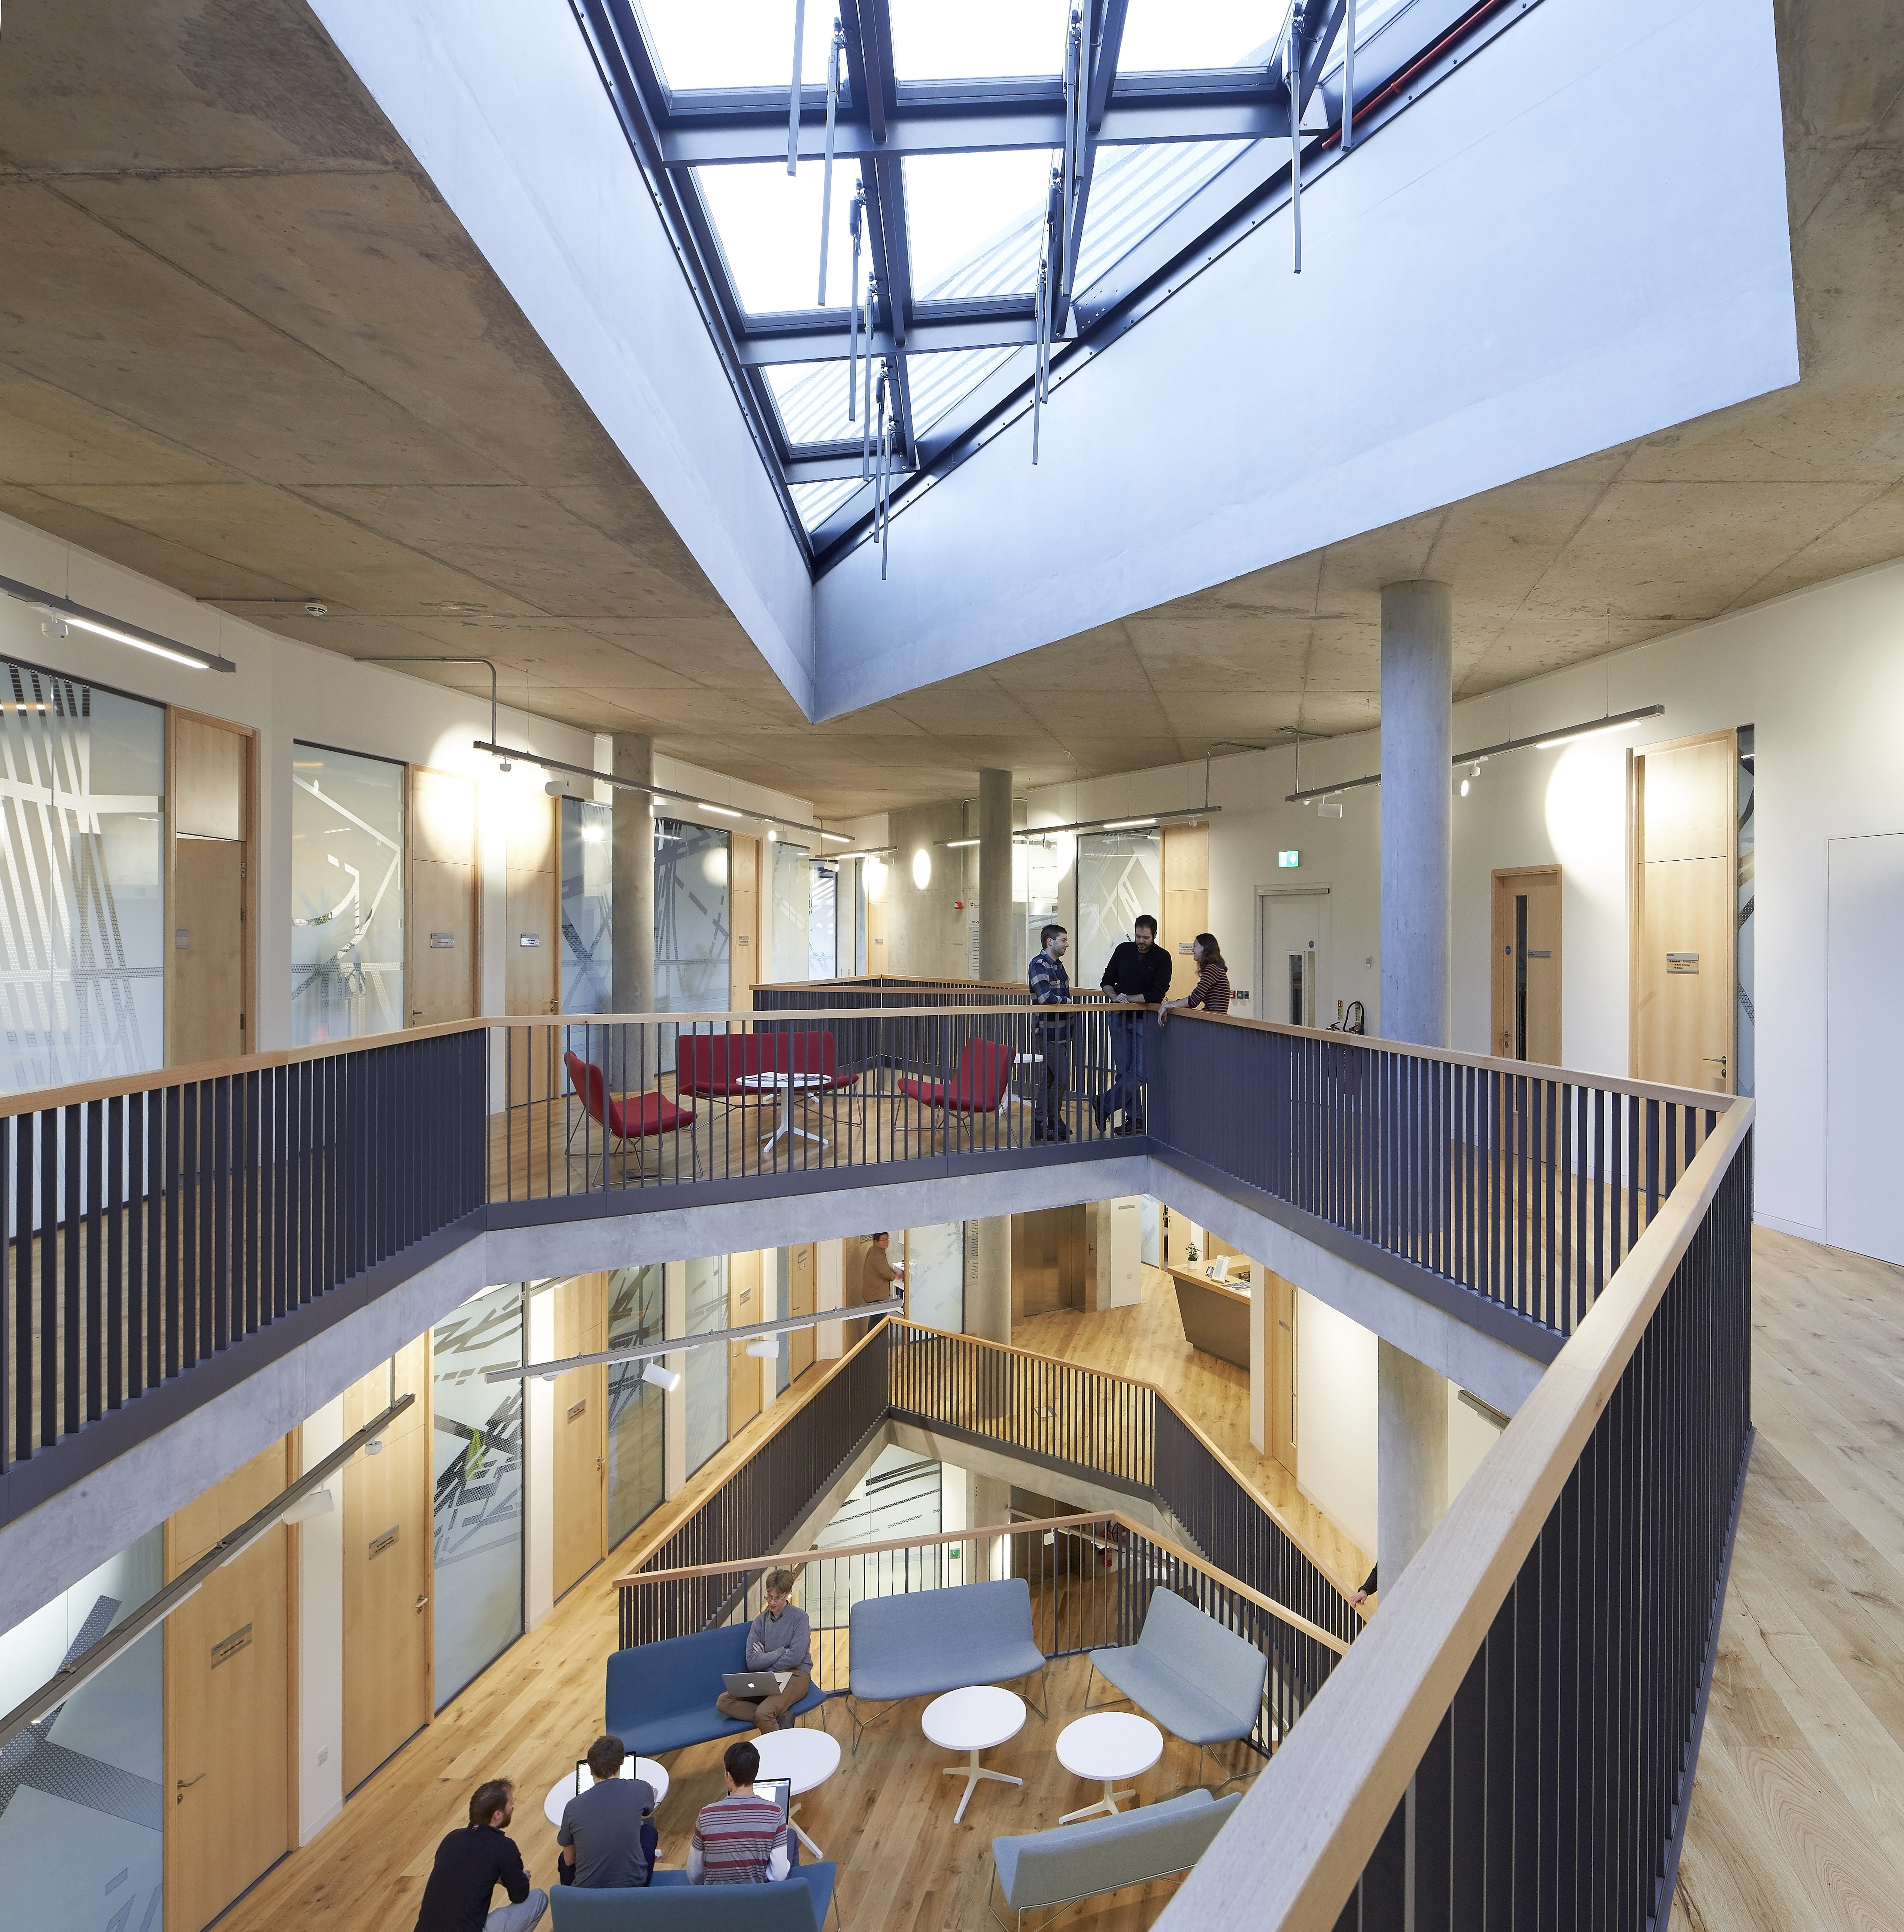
[543,1756,669,1829]
[753,1726,842,1860]
[736,1072,830,1153]
[1055,1712,1162,1823]
[921,1686,1026,1822]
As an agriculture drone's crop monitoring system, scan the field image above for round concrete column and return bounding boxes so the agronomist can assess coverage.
[611,731,655,1014]
[978,768,1015,985]
[1379,581,1452,1047]
[1377,1338,1449,1589]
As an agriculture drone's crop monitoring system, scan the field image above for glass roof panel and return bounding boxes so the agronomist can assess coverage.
[639,0,835,92]
[695,162,865,312]
[904,150,1054,298]
[1072,138,1251,292]
[1117,0,1279,72]
[886,0,1072,81]
[789,477,863,530]
[765,360,860,445]
[905,344,1024,435]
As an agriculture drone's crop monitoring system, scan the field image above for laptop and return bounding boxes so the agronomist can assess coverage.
[722,1670,790,1697]
[574,1759,655,1815]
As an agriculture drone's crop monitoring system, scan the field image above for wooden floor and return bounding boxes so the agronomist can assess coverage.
[1014,1265,1372,1595]
[1674,1227,1904,1930]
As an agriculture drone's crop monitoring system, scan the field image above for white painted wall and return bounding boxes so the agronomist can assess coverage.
[1294,1288,1378,1555]
[814,0,1795,715]
[1033,554,1904,1248]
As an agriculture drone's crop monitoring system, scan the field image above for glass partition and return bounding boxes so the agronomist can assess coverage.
[1076,830,1161,985]
[769,839,810,981]
[290,742,404,1045]
[607,1263,666,1548]
[808,864,836,979]
[655,821,729,1013]
[0,1528,164,1932]
[560,797,613,1014]
[683,1254,729,1477]
[0,658,164,1095]
[431,1283,524,1707]
[905,1222,965,1331]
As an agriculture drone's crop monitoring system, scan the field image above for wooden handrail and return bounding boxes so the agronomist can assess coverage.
[890,1318,1359,1598]
[613,1506,1351,1657]
[1164,1095,1758,1931]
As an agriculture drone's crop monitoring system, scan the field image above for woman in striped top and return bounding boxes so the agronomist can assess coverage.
[1158,934,1231,1024]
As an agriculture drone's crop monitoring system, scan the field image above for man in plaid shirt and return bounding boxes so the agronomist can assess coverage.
[1027,924,1073,1143]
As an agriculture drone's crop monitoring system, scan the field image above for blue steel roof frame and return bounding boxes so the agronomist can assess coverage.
[568,0,1548,571]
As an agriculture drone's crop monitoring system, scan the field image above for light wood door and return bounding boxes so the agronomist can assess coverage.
[165,1441,290,1932]
[788,1242,816,1383]
[1490,866,1562,1065]
[1632,733,1736,1092]
[1161,822,1209,998]
[1268,1273,1297,1478]
[342,1339,432,1791]
[553,1273,607,1598]
[408,767,477,1025]
[506,795,559,1017]
[728,1249,763,1433]
[731,834,759,1005]
[172,838,246,1065]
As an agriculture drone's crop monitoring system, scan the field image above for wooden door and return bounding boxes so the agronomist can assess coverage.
[1267,1273,1297,1478]
[731,834,759,1005]
[1491,867,1562,1065]
[408,767,477,1025]
[506,795,559,1106]
[167,710,253,1065]
[1161,822,1209,999]
[553,1273,607,1598]
[165,1441,290,1932]
[788,1243,816,1382]
[728,1249,763,1433]
[342,1339,432,1791]
[1631,733,1736,1092]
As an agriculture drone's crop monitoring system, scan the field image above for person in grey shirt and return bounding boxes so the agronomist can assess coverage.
[714,1568,812,1733]
[557,1734,656,1889]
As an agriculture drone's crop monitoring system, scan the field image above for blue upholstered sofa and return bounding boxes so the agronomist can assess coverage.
[988,1790,1239,1930]
[604,1625,828,1759]
[846,1577,1048,1746]
[550,1865,839,1931]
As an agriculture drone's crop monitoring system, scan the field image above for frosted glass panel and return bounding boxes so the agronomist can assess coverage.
[906,1223,964,1331]
[684,1254,729,1476]
[808,866,836,979]
[607,1264,665,1548]
[0,660,164,1096]
[432,1284,524,1706]
[655,821,729,1013]
[290,743,404,1045]
[0,1528,164,1932]
[1076,831,1161,986]
[771,841,810,982]
[561,798,613,1014]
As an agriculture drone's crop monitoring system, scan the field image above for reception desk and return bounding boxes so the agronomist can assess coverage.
[1168,1265,1252,1371]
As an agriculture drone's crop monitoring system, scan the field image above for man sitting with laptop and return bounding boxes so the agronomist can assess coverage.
[687,1740,796,1884]
[714,1567,811,1734]
[557,1733,656,1888]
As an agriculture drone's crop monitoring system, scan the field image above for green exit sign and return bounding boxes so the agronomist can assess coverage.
[1278,850,1300,868]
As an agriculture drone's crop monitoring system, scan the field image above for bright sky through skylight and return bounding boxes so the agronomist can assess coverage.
[1117,0,1284,71]
[696,161,864,311]
[903,150,1054,296]
[640,0,835,91]
[886,0,1072,80]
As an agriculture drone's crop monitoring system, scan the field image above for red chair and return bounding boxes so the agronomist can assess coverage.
[563,1051,699,1182]
[897,1037,1015,1117]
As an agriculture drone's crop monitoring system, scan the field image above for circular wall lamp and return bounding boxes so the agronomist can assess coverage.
[912,848,932,889]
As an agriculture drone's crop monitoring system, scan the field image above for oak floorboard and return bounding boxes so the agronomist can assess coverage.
[1674,1227,1904,1932]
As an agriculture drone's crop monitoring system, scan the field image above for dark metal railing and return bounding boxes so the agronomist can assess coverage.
[3,1027,486,1488]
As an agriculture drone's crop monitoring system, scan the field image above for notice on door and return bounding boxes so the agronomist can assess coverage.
[368,1524,400,1558]
[210,1622,254,1668]
[1666,952,1700,974]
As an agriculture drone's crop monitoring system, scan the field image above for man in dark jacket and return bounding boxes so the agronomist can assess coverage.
[414,1778,547,1932]
[1096,915,1172,1133]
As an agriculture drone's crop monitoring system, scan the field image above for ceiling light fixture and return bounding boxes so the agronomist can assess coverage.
[3,574,237,673]
[1534,714,1653,751]
[940,837,980,849]
[702,803,741,818]
[1103,818,1159,830]
[820,831,851,843]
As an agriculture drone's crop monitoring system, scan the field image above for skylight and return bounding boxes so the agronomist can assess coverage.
[578,0,1542,561]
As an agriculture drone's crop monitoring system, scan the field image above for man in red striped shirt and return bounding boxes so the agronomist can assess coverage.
[686,1741,792,1886]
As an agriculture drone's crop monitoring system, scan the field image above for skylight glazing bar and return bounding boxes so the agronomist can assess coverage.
[787,0,807,173]
[1344,0,1358,148]
[1290,3,1304,272]
[818,20,845,299]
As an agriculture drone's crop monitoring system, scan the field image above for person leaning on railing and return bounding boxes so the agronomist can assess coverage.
[1156,934,1232,1026]
[1027,922,1074,1143]
[1094,913,1172,1136]
[715,1569,813,1734]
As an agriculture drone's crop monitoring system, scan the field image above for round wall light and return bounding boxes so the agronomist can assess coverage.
[911,848,932,890]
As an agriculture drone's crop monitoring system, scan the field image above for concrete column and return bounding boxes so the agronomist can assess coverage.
[969,1216,1012,1422]
[1377,1339,1449,1588]
[611,732,655,1013]
[1378,581,1452,1047]
[978,767,1015,985]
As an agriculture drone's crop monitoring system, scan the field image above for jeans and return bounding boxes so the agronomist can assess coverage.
[1100,1011,1146,1126]
[486,1890,547,1932]
[717,1668,812,1732]
[1035,1035,1072,1139]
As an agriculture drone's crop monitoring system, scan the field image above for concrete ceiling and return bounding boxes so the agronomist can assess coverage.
[0,0,1899,818]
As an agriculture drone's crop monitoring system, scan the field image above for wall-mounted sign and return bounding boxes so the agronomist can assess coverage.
[1666,952,1700,974]
[368,1524,400,1558]
[518,933,541,947]
[1277,851,1300,868]
[567,1398,588,1422]
[211,1623,253,1668]
[430,932,456,949]
[175,928,189,949]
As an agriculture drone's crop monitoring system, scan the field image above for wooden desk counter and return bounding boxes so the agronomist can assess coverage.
[1167,1265,1252,1371]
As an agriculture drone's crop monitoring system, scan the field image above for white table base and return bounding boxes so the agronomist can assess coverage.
[738,1077,829,1153]
[1060,1781,1134,1825]
[944,1749,1023,1824]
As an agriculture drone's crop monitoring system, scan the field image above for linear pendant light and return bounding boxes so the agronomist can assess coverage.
[1284,705,1665,804]
[1,573,237,673]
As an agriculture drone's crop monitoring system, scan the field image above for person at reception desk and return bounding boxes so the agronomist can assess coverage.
[863,1231,905,1306]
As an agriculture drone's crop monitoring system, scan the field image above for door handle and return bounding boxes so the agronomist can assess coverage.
[415,1595,430,1612]
[176,1773,207,1802]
